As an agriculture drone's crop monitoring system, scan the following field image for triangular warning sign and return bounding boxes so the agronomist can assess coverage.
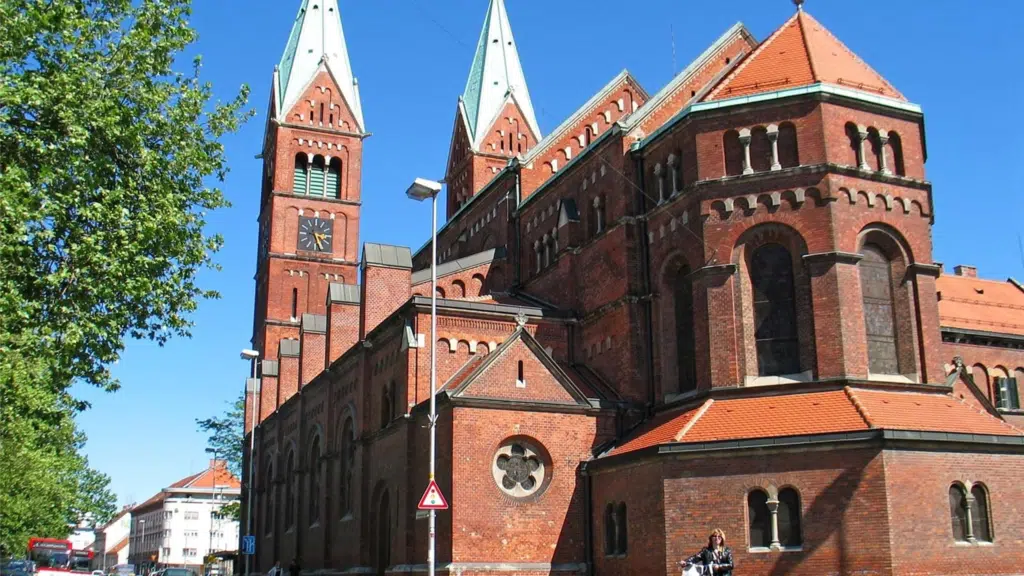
[417,479,449,510]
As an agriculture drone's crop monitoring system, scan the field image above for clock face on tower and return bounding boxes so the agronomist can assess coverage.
[297,216,333,253]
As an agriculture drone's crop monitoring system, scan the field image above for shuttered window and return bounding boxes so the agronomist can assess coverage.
[309,155,326,196]
[751,244,800,376]
[326,158,342,198]
[293,155,309,195]
[860,245,900,374]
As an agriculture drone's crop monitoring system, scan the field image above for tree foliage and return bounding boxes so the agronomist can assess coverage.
[196,392,245,478]
[0,0,252,553]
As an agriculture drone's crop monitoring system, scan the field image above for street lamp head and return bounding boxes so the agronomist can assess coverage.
[406,178,443,201]
[240,349,259,360]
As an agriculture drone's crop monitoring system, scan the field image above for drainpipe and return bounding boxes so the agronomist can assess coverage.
[632,150,657,413]
[581,463,595,576]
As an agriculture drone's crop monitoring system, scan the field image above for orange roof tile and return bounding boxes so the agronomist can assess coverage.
[848,388,1022,436]
[705,10,903,102]
[936,274,1024,336]
[611,387,1021,456]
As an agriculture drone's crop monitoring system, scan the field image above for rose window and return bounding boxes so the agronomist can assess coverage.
[492,441,546,498]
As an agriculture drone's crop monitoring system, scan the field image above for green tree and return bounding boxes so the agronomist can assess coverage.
[0,0,252,552]
[196,392,245,478]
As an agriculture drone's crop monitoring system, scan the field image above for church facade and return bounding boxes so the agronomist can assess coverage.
[242,1,1024,574]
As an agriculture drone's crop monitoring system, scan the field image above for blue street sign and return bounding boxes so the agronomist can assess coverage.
[242,535,256,555]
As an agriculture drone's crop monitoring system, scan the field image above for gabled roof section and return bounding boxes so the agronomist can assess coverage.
[610,387,1021,456]
[276,0,364,131]
[448,324,591,406]
[937,274,1024,337]
[463,0,541,150]
[624,22,755,131]
[705,9,904,102]
[523,70,644,165]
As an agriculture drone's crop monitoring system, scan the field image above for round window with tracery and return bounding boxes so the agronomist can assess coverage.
[492,440,547,499]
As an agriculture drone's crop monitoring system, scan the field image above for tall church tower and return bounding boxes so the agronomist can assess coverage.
[444,0,541,218]
[253,0,365,368]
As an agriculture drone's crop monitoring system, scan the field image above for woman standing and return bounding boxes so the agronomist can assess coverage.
[678,529,734,576]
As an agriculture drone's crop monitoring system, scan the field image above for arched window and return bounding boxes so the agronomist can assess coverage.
[778,122,799,168]
[452,280,466,298]
[674,265,696,394]
[309,155,326,196]
[326,158,342,199]
[308,435,322,525]
[844,122,862,167]
[339,417,354,517]
[949,484,969,542]
[616,502,628,555]
[285,451,296,529]
[970,484,992,542]
[860,245,900,374]
[471,274,486,297]
[747,490,771,548]
[723,130,744,176]
[750,244,800,376]
[293,154,309,195]
[867,128,883,172]
[777,488,802,547]
[604,504,615,555]
[435,286,446,299]
[263,462,274,535]
[380,382,393,429]
[584,126,594,147]
[750,126,772,172]
[888,131,905,176]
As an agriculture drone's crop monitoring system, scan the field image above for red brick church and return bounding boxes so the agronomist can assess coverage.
[241,1,1024,574]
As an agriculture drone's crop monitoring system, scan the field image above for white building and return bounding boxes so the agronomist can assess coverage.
[129,460,241,571]
[93,507,133,570]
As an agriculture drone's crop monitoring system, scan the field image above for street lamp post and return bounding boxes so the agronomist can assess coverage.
[240,349,260,576]
[406,178,443,576]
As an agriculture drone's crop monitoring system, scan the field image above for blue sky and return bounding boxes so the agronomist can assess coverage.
[74,0,1023,505]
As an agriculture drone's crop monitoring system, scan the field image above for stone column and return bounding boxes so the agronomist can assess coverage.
[767,497,781,550]
[767,124,781,170]
[594,197,604,232]
[668,154,680,195]
[964,493,977,543]
[739,128,753,174]
[534,241,542,272]
[653,162,665,203]
[856,124,870,170]
[878,129,891,175]
[551,227,558,253]
[542,234,551,268]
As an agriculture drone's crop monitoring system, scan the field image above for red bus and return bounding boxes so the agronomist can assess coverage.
[26,538,72,576]
[69,550,93,573]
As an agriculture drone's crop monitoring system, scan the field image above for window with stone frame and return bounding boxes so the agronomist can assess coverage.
[285,451,296,530]
[860,244,900,374]
[994,377,1021,410]
[603,502,628,556]
[748,487,803,550]
[673,264,697,394]
[970,484,992,542]
[750,244,800,376]
[308,434,321,525]
[747,490,771,548]
[339,417,354,517]
[492,440,547,499]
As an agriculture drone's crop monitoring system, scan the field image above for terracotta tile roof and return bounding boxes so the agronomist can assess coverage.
[936,274,1024,336]
[610,387,1021,456]
[705,10,904,102]
[848,388,1022,435]
[134,463,241,513]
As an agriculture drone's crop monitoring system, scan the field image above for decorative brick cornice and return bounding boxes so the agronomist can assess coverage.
[802,251,864,266]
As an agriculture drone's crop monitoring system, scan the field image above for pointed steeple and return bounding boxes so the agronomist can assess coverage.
[461,0,541,150]
[276,0,364,131]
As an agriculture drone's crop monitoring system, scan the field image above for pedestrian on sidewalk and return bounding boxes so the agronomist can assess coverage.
[287,558,300,576]
[266,561,282,576]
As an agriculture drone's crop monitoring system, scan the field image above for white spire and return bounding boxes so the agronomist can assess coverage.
[462,0,541,150]
[276,0,364,131]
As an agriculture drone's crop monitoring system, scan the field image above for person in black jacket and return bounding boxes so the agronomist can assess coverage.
[678,529,734,576]
[287,558,300,576]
